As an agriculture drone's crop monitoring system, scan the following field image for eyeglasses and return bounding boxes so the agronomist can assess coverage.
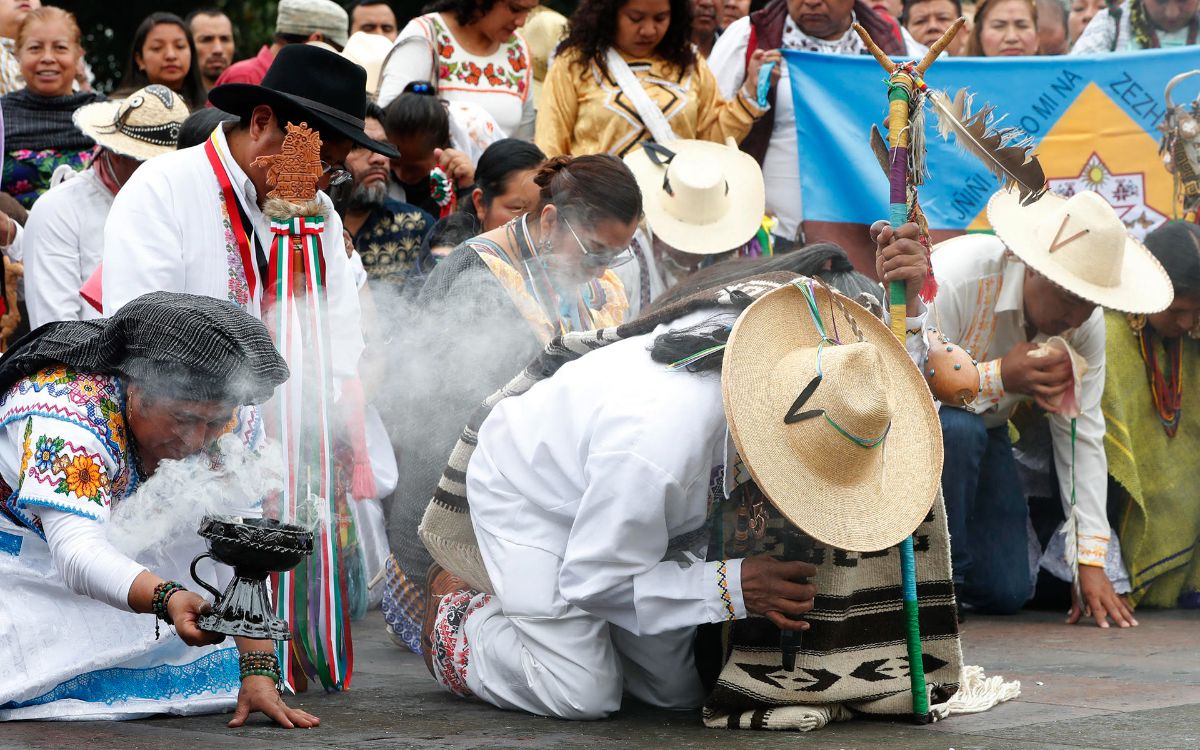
[320,160,352,188]
[562,216,634,271]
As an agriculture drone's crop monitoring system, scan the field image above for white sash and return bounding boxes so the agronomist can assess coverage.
[604,49,677,146]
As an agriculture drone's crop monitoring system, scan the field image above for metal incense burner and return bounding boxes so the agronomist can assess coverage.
[190,515,313,640]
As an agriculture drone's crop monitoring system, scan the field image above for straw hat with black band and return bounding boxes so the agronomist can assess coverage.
[73,84,188,162]
[208,44,399,158]
[987,187,1173,314]
[625,139,766,255]
[722,279,943,552]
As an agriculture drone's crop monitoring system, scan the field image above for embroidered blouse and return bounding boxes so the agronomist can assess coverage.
[378,13,534,140]
[0,367,135,537]
[535,49,767,159]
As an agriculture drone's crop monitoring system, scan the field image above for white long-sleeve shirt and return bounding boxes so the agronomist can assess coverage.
[466,309,747,636]
[23,169,111,327]
[100,124,363,379]
[920,234,1110,567]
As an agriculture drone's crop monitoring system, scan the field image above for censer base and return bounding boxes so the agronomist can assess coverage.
[196,575,292,641]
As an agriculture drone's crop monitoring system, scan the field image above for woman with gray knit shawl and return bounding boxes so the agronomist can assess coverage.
[0,8,102,208]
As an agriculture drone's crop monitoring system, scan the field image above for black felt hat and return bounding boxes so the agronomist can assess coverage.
[208,44,399,158]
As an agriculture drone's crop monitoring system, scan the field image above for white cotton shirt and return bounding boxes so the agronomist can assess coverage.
[919,234,1110,566]
[23,169,111,327]
[466,308,747,636]
[100,124,364,379]
[708,17,926,243]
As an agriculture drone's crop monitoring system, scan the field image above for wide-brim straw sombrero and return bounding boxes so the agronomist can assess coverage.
[625,139,765,255]
[722,280,942,552]
[74,84,188,161]
[987,187,1173,315]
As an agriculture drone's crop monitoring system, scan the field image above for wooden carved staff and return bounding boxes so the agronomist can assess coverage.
[851,19,964,724]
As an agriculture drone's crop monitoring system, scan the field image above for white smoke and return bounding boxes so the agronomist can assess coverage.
[106,432,286,558]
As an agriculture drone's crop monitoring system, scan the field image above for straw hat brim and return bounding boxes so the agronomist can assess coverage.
[721,281,943,552]
[987,188,1174,315]
[73,100,179,162]
[625,140,765,255]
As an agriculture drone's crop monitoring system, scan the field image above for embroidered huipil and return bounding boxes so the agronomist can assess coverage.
[467,308,748,635]
[378,13,534,139]
[535,49,767,159]
[0,367,136,541]
[100,124,364,380]
[919,234,1110,567]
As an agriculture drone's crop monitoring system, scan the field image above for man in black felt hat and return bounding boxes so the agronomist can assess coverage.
[99,45,397,386]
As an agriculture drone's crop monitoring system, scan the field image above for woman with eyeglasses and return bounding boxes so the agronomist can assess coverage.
[380,154,640,644]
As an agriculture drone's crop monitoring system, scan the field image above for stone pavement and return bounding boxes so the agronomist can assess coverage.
[4,609,1198,750]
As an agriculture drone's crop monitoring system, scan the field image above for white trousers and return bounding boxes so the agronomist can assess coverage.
[456,525,706,720]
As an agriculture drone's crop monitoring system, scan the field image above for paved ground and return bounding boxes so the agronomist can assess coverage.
[4,609,1198,750]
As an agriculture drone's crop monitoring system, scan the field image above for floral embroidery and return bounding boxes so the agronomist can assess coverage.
[32,435,63,473]
[55,453,107,504]
[430,589,491,698]
[1,368,137,534]
[428,14,530,99]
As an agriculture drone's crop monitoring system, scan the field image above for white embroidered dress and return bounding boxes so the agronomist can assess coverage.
[0,367,261,720]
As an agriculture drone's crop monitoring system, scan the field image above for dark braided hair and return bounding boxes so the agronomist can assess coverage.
[648,244,886,372]
[560,0,696,76]
[422,0,501,27]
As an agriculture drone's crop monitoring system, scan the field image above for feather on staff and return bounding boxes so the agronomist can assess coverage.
[928,88,1047,206]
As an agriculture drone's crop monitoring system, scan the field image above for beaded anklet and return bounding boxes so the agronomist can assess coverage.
[151,581,186,639]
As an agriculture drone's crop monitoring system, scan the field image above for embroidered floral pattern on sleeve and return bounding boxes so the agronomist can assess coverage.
[0,368,136,536]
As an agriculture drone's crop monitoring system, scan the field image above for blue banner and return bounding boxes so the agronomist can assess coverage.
[786,47,1200,237]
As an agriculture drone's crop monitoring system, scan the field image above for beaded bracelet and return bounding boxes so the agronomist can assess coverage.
[239,651,281,685]
[151,581,186,639]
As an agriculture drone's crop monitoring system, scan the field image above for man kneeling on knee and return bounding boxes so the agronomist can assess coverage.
[900,188,1172,626]
[419,261,941,718]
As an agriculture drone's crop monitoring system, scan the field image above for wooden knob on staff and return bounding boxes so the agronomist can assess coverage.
[852,23,897,74]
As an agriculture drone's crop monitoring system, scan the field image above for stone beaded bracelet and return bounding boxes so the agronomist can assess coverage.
[151,581,186,639]
[239,651,281,684]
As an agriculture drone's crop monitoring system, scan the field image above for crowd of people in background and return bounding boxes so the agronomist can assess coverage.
[0,0,1198,729]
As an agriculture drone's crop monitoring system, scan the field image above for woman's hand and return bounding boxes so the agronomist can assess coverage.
[1068,565,1139,629]
[166,590,226,647]
[228,674,320,729]
[740,554,818,631]
[742,49,784,101]
[434,147,474,187]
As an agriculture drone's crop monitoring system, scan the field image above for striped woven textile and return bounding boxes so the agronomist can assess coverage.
[701,496,963,731]
[417,275,792,592]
